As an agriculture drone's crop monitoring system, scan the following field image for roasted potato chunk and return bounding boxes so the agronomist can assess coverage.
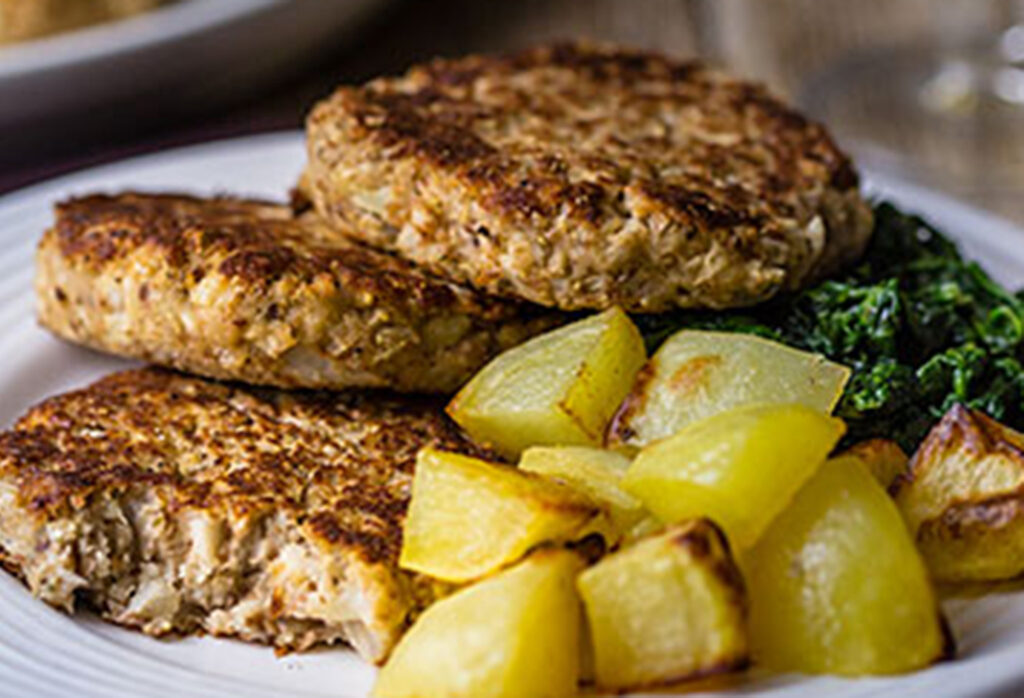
[842,438,908,490]
[747,455,948,676]
[895,404,1024,582]
[608,330,849,450]
[577,519,748,691]
[400,448,607,582]
[622,404,844,548]
[622,515,664,543]
[374,549,584,698]
[519,446,645,537]
[448,307,646,458]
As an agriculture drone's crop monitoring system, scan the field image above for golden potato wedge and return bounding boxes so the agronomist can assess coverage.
[747,455,949,676]
[608,330,849,450]
[622,404,844,548]
[374,549,584,698]
[622,515,664,543]
[519,446,645,537]
[577,519,748,691]
[895,405,1024,582]
[842,438,909,491]
[400,448,607,582]
[447,307,646,458]
[579,612,596,686]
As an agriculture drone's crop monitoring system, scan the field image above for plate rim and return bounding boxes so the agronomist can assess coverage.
[0,130,302,212]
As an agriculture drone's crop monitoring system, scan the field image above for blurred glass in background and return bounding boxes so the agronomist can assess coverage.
[705,0,1024,222]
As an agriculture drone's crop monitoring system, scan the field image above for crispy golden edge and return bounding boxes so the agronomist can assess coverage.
[38,193,562,393]
[320,43,859,224]
[304,42,872,311]
[48,193,530,320]
[1,368,484,563]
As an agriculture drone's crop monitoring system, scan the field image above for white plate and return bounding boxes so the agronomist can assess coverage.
[0,0,387,129]
[0,132,1022,698]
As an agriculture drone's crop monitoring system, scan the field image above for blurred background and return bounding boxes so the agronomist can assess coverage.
[1,0,1023,223]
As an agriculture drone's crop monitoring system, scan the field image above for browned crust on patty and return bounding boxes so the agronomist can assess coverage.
[303,42,873,312]
[37,193,560,393]
[0,368,481,662]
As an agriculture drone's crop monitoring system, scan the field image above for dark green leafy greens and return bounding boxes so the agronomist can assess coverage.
[634,203,1024,452]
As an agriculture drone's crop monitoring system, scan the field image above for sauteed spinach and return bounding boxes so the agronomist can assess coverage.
[636,203,1024,451]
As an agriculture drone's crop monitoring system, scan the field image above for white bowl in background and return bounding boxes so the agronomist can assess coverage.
[0,0,389,130]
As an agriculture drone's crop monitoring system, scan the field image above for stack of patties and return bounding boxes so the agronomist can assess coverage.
[1,43,872,665]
